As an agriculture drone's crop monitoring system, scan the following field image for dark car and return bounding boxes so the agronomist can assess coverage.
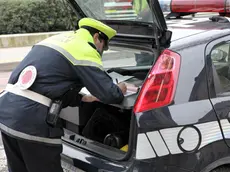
[59,0,230,172]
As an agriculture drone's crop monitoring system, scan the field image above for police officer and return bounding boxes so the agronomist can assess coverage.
[0,17,127,172]
[132,0,152,22]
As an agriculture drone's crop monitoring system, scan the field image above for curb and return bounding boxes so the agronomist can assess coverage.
[0,32,64,71]
[0,32,65,71]
[0,31,67,48]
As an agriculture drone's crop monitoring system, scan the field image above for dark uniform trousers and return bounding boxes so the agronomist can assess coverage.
[1,132,63,172]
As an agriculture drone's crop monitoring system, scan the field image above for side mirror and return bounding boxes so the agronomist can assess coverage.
[211,49,228,62]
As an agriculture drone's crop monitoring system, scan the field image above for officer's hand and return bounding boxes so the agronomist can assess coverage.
[117,82,127,95]
[81,95,99,102]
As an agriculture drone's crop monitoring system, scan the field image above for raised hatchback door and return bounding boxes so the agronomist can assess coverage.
[66,0,171,48]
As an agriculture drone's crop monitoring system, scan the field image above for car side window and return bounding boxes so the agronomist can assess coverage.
[210,41,230,93]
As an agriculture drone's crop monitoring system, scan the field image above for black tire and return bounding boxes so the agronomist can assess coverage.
[211,166,230,172]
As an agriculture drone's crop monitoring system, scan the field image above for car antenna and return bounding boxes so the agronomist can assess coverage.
[62,0,77,33]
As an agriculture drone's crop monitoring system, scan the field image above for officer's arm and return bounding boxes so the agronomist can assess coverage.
[74,66,124,104]
[61,88,84,108]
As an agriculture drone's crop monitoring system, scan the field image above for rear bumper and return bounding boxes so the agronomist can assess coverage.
[61,142,195,172]
[61,159,85,172]
[61,141,128,172]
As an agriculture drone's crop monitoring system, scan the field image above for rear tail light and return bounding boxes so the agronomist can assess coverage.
[133,49,181,113]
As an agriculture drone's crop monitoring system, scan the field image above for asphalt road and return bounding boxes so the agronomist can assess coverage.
[0,72,14,172]
[0,72,11,92]
[0,72,10,171]
[0,47,30,64]
[0,139,7,172]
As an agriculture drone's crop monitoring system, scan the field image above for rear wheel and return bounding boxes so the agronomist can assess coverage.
[211,166,230,172]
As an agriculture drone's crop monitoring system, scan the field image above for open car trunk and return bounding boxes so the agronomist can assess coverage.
[59,43,155,160]
[59,0,172,170]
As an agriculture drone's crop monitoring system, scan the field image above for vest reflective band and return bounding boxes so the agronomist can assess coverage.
[0,85,61,145]
[4,84,52,107]
[36,29,104,70]
[37,42,103,70]
[0,123,62,145]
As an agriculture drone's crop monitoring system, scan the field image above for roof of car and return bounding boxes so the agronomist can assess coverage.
[166,14,230,49]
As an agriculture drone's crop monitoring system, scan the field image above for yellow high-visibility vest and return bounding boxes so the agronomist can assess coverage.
[36,28,103,70]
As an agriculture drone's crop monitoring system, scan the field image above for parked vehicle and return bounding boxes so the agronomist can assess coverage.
[166,0,227,18]
[60,0,230,171]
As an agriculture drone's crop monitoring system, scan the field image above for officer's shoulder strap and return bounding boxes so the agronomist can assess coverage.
[88,42,97,50]
[88,42,102,55]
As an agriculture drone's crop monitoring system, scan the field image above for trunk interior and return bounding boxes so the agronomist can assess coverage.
[60,45,155,159]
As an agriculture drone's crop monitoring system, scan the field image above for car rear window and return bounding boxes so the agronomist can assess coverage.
[102,46,154,68]
[74,0,153,23]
